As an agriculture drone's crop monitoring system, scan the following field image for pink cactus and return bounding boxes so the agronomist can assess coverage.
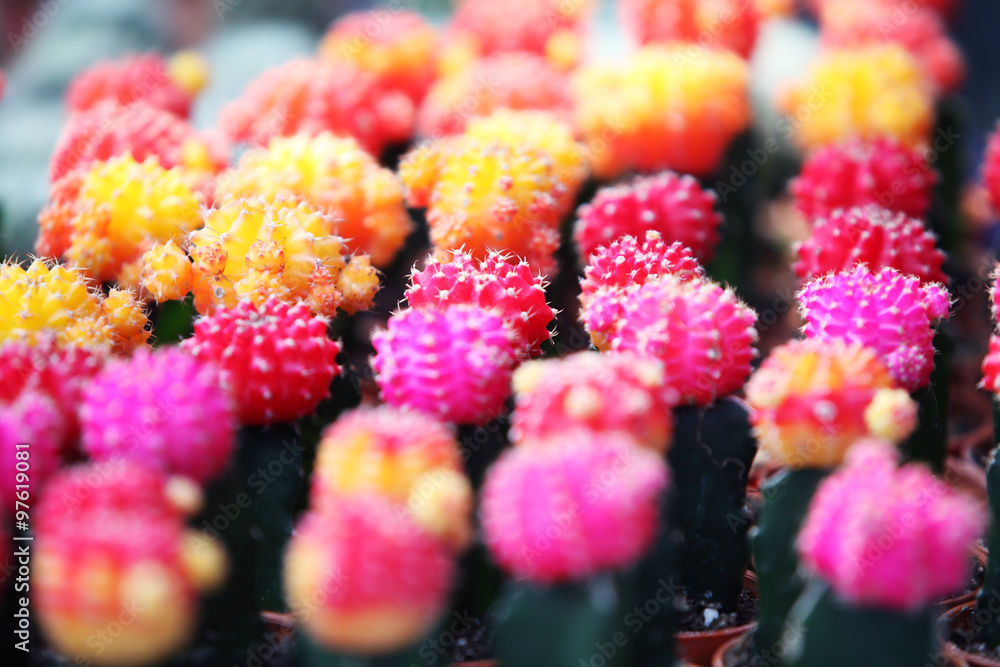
[0,336,104,452]
[592,276,758,405]
[0,390,64,513]
[49,102,229,183]
[66,53,193,118]
[790,138,938,221]
[481,435,668,583]
[798,265,950,391]
[798,440,984,611]
[284,497,455,653]
[510,351,676,452]
[793,205,947,285]
[80,347,236,484]
[183,297,342,425]
[982,335,1000,393]
[574,172,722,263]
[405,250,556,358]
[984,123,1000,213]
[372,306,518,425]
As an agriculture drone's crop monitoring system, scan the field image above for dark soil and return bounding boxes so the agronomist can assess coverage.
[948,625,1000,664]
[451,615,494,663]
[941,554,986,602]
[677,584,758,633]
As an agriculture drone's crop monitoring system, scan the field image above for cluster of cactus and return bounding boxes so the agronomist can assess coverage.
[619,0,760,58]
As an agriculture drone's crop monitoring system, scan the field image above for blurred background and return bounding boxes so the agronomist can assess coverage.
[0,0,998,257]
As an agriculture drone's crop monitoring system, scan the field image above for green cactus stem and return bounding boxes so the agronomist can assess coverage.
[899,330,952,473]
[668,397,757,612]
[632,485,682,667]
[976,401,1000,647]
[752,468,830,656]
[492,573,639,667]
[781,582,936,667]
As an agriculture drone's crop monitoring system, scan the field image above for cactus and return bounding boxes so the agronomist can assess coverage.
[976,340,1000,647]
[182,297,342,425]
[66,52,195,117]
[318,10,439,104]
[38,154,202,283]
[34,462,227,666]
[79,347,236,485]
[619,0,759,57]
[0,259,150,353]
[574,172,723,264]
[509,351,674,452]
[0,390,64,513]
[593,276,758,405]
[984,124,1000,212]
[745,339,918,655]
[285,498,456,655]
[789,139,938,221]
[399,137,565,276]
[798,265,951,393]
[418,54,574,137]
[573,45,751,179]
[485,435,668,666]
[217,133,412,268]
[219,60,415,157]
[785,442,983,667]
[405,249,556,358]
[793,205,947,285]
[778,44,932,150]
[372,306,518,425]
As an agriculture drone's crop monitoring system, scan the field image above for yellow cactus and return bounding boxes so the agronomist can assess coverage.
[41,154,202,283]
[218,133,412,267]
[0,259,149,353]
[464,109,589,215]
[141,241,193,302]
[779,44,933,150]
[574,44,751,179]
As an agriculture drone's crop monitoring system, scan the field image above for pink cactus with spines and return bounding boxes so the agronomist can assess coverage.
[790,138,938,221]
[284,497,456,653]
[798,440,984,611]
[591,276,758,405]
[574,172,722,263]
[182,297,342,425]
[372,306,518,425]
[798,265,950,391]
[0,390,64,513]
[481,435,668,584]
[793,205,947,285]
[80,347,237,485]
[0,336,104,452]
[985,124,1000,212]
[982,336,1000,393]
[66,53,193,118]
[510,351,676,452]
[405,249,556,358]
[579,231,704,310]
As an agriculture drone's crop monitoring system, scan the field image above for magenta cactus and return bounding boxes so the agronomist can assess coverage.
[789,137,938,221]
[80,347,237,484]
[793,205,947,285]
[574,171,722,263]
[183,297,342,425]
[372,306,518,425]
[405,249,556,358]
[983,336,1000,393]
[798,265,950,391]
[798,440,984,611]
[480,434,668,583]
[589,276,758,405]
[284,497,456,653]
[509,351,675,452]
[0,390,64,512]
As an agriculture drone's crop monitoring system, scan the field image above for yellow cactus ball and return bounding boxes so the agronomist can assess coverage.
[39,154,202,283]
[779,44,933,150]
[141,241,193,302]
[399,138,565,276]
[168,50,210,97]
[336,256,380,315]
[745,339,912,468]
[464,109,589,216]
[187,195,353,315]
[573,44,751,179]
[218,133,412,267]
[0,259,149,353]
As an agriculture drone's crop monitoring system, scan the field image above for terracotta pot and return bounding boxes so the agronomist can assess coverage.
[936,545,990,613]
[675,572,758,667]
[940,603,1000,666]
